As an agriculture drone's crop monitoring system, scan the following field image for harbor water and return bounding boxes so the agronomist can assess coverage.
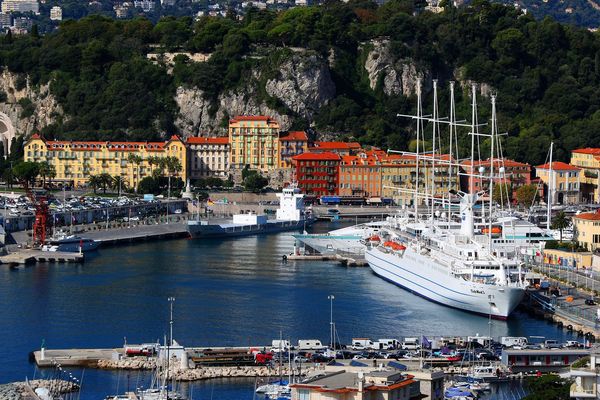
[0,221,576,399]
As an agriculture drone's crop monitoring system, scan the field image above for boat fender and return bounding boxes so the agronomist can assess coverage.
[557,321,563,327]
[282,255,288,261]
[567,325,573,331]
[577,330,584,337]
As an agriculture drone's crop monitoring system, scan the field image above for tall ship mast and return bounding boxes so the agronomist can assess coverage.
[364,82,528,319]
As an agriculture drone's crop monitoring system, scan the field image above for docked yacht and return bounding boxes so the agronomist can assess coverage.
[365,192,527,319]
[292,220,388,255]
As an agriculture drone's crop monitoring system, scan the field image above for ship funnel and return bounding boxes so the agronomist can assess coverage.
[459,191,477,238]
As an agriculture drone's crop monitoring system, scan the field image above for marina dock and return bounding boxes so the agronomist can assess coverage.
[33,348,122,367]
[0,249,84,265]
[285,253,368,267]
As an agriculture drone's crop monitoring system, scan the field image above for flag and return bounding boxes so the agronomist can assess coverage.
[422,336,431,349]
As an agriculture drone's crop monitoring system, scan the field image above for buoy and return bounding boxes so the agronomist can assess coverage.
[282,255,287,261]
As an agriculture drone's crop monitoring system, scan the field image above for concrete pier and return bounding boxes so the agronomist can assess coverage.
[33,348,122,367]
[0,249,84,265]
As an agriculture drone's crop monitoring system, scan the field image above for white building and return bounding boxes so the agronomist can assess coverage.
[133,0,154,11]
[1,0,39,14]
[570,347,599,399]
[49,5,61,20]
[187,137,230,179]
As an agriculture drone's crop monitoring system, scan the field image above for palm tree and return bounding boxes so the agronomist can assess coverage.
[38,161,55,187]
[147,156,159,175]
[98,173,113,194]
[88,175,101,194]
[164,156,182,199]
[127,153,143,193]
[552,211,571,243]
[112,175,127,196]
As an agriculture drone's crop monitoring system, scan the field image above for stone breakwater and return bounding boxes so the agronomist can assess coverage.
[0,379,79,400]
[96,357,316,382]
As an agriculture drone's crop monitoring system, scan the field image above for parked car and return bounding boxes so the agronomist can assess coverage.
[585,299,596,305]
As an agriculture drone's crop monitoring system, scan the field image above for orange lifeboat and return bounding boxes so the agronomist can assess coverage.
[482,226,502,235]
[384,241,406,251]
[369,235,381,242]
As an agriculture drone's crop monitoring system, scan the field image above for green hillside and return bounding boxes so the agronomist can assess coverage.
[2,0,600,165]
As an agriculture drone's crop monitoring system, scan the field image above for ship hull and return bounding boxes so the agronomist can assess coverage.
[365,247,524,319]
[188,218,313,239]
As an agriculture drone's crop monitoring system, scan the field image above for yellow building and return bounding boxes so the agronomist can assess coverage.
[380,154,459,206]
[570,148,600,202]
[573,210,600,252]
[535,161,581,205]
[228,116,280,172]
[24,134,188,188]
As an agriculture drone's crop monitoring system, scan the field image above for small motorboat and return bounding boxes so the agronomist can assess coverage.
[48,234,100,253]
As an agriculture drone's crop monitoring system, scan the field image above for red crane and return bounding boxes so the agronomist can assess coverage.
[24,182,51,246]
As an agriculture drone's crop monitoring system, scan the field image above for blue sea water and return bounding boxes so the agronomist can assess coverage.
[0,221,575,399]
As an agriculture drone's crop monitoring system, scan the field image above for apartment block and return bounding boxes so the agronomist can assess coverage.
[309,141,361,156]
[24,134,187,189]
[279,131,309,169]
[574,210,600,252]
[1,0,38,14]
[229,116,280,173]
[535,161,581,205]
[187,137,229,179]
[460,158,531,195]
[292,151,340,196]
[571,148,600,203]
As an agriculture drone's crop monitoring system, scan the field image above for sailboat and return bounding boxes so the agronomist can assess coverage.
[364,81,528,319]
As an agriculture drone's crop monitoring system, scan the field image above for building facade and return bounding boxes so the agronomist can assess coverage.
[574,211,600,252]
[229,116,280,172]
[278,131,309,169]
[535,161,581,205]
[187,137,229,179]
[1,0,39,14]
[24,134,187,189]
[290,370,416,400]
[292,152,340,196]
[460,158,531,196]
[49,5,62,20]
[571,148,600,203]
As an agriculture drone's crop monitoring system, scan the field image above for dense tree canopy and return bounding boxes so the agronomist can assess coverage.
[3,2,600,165]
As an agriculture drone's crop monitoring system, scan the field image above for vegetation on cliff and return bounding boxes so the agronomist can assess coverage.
[1,1,600,165]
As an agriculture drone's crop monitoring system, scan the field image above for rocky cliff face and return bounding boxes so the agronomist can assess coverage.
[363,39,430,97]
[0,70,64,137]
[175,51,335,136]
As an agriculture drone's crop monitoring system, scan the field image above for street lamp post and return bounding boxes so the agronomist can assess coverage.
[327,295,335,349]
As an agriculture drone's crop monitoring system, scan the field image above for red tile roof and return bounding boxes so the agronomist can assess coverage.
[187,137,229,145]
[42,140,171,152]
[312,141,361,150]
[230,116,272,122]
[575,210,600,221]
[279,131,308,141]
[31,133,41,139]
[293,151,341,161]
[536,161,580,171]
[573,148,600,155]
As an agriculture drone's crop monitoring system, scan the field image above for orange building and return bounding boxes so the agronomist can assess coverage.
[338,149,388,197]
[460,158,531,195]
[278,131,309,169]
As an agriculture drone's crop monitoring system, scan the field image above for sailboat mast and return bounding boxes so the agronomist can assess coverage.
[414,79,422,222]
[431,79,439,221]
[547,142,554,231]
[448,81,456,224]
[489,95,496,250]
[470,84,477,194]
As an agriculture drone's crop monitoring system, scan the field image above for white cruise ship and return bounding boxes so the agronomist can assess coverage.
[365,192,527,319]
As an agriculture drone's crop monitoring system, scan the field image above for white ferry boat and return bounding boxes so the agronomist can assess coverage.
[187,187,313,238]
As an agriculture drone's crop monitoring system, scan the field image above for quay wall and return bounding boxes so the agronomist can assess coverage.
[0,379,78,400]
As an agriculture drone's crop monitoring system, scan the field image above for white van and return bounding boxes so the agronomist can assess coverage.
[271,340,291,352]
[352,338,375,350]
[468,335,492,347]
[375,339,399,350]
[401,338,420,350]
[500,337,528,348]
[297,339,325,350]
